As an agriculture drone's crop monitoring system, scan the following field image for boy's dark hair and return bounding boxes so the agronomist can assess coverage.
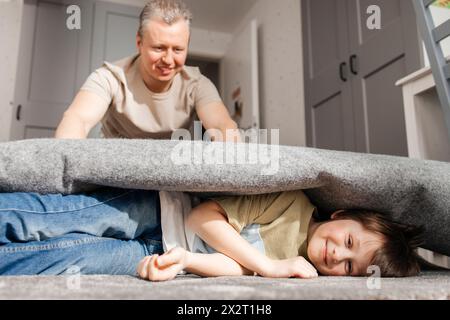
[327,209,426,277]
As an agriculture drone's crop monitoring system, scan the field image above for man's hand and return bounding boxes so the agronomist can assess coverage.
[196,101,241,142]
[262,256,318,279]
[137,247,188,281]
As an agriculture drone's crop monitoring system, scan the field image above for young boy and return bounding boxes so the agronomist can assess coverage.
[0,188,423,278]
[137,189,424,281]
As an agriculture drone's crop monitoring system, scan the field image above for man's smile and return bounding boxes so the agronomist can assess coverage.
[157,66,173,75]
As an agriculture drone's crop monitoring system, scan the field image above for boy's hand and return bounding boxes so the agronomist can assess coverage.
[263,256,318,279]
[137,247,188,281]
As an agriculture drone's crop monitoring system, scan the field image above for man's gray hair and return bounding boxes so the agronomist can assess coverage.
[138,0,193,37]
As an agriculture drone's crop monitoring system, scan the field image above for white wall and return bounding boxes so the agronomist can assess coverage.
[232,0,305,147]
[189,27,232,59]
[0,0,23,142]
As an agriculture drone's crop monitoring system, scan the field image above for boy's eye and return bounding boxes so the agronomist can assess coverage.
[346,261,353,275]
[347,235,353,248]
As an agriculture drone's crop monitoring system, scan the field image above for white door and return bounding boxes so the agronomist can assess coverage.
[10,0,94,140]
[222,19,260,131]
[90,1,141,71]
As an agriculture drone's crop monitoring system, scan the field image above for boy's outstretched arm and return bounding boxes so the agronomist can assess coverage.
[137,247,254,281]
[185,200,318,279]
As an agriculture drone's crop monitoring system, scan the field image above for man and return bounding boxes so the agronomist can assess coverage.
[55,0,238,141]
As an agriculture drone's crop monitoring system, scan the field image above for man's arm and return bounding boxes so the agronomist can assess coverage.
[196,101,241,142]
[55,90,109,139]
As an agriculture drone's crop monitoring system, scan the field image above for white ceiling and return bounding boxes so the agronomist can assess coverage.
[109,0,259,34]
[183,0,258,33]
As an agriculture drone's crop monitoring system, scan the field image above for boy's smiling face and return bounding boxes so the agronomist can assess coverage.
[306,212,385,276]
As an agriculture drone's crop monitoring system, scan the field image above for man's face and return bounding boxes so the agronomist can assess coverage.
[137,17,189,86]
[307,214,384,276]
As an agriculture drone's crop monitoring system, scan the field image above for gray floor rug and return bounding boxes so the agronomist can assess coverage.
[0,271,448,300]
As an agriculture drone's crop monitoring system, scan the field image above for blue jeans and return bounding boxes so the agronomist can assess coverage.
[0,187,163,276]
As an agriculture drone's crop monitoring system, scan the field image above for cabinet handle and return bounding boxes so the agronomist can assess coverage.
[16,104,22,121]
[339,62,348,82]
[350,54,358,75]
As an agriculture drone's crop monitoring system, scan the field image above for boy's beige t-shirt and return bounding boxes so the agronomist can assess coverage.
[80,54,222,139]
[210,190,316,260]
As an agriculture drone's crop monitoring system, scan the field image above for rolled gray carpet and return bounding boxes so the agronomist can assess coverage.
[0,138,449,256]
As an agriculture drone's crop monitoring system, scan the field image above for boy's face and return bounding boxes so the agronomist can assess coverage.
[307,213,384,276]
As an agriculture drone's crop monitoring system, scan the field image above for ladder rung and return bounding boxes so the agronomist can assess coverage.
[433,20,450,43]
[444,63,450,80]
[423,0,436,7]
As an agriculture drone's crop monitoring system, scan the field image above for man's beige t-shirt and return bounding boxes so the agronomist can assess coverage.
[80,54,222,139]
[208,190,316,260]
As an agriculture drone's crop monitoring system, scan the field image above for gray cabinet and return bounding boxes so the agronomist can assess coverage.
[302,0,423,156]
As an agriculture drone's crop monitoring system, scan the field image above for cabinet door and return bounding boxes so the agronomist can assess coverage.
[9,0,93,140]
[302,0,356,151]
[347,0,422,156]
